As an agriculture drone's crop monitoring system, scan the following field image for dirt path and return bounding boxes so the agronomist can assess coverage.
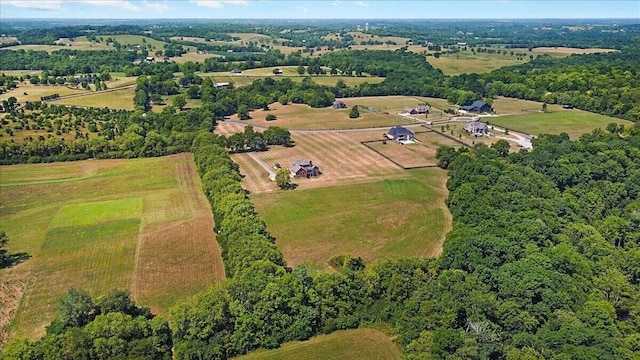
[247,152,276,181]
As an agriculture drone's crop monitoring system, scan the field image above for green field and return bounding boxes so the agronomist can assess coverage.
[52,87,136,110]
[236,328,402,360]
[252,168,450,273]
[487,109,632,138]
[0,154,225,341]
[427,51,527,75]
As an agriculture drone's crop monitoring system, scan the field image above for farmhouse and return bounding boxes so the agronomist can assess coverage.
[464,121,489,136]
[402,106,429,115]
[461,100,492,113]
[387,126,415,142]
[333,100,347,109]
[289,159,320,178]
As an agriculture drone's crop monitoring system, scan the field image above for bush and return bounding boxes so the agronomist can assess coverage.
[266,113,277,121]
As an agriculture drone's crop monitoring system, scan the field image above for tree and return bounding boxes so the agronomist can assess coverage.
[54,289,97,330]
[238,104,251,120]
[266,114,277,121]
[275,168,291,189]
[491,139,511,157]
[173,94,187,110]
[542,102,548,113]
[349,105,360,118]
[297,65,306,75]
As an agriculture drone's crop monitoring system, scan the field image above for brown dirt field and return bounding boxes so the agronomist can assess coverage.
[0,279,28,347]
[133,153,225,315]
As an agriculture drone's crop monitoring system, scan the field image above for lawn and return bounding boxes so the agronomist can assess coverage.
[251,168,450,273]
[0,154,225,342]
[366,130,464,168]
[236,328,402,360]
[486,109,632,138]
[234,102,417,130]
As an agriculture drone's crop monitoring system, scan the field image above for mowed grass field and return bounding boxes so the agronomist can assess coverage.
[0,154,225,341]
[51,87,136,110]
[427,51,526,75]
[487,109,632,138]
[236,328,402,360]
[0,83,89,103]
[252,168,450,273]
[232,102,416,130]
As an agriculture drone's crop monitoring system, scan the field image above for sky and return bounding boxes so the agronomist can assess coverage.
[0,0,638,19]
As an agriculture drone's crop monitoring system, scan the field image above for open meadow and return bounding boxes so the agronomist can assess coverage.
[230,101,416,130]
[427,51,527,75]
[236,328,402,360]
[0,154,225,342]
[486,109,632,138]
[51,86,136,110]
[252,168,450,273]
[0,83,89,104]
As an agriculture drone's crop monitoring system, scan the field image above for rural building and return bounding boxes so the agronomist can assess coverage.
[415,106,429,114]
[461,100,492,113]
[230,68,243,74]
[464,121,489,136]
[563,104,574,109]
[333,100,347,109]
[73,74,97,84]
[274,68,283,75]
[214,82,230,88]
[289,159,320,178]
[145,56,155,62]
[402,106,429,115]
[387,126,415,142]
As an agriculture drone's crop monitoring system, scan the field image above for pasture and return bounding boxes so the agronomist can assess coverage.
[427,51,526,75]
[199,70,384,88]
[532,46,619,56]
[486,109,632,138]
[0,83,89,104]
[0,154,225,342]
[252,168,450,273]
[230,102,416,130]
[236,328,402,360]
[52,86,136,110]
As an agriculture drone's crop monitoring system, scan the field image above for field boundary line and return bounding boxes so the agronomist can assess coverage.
[419,126,472,148]
[361,140,438,170]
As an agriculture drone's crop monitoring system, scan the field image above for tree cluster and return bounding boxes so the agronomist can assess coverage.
[0,289,172,360]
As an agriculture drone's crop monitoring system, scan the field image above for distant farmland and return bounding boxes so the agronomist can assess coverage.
[0,154,225,342]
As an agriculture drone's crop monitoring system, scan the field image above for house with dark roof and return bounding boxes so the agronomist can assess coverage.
[402,106,430,115]
[333,100,347,109]
[464,121,489,136]
[402,107,418,115]
[387,126,415,142]
[289,159,320,178]
[461,100,492,113]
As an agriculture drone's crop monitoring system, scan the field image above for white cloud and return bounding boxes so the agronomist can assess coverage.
[190,0,248,8]
[2,1,63,10]
[355,1,368,7]
[331,0,342,6]
[143,0,170,12]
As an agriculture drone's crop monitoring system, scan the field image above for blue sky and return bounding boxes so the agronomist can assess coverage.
[1,1,638,19]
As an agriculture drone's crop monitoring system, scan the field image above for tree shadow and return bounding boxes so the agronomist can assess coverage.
[282,183,298,190]
[1,252,31,269]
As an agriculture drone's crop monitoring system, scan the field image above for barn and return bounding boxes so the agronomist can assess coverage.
[461,100,492,113]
